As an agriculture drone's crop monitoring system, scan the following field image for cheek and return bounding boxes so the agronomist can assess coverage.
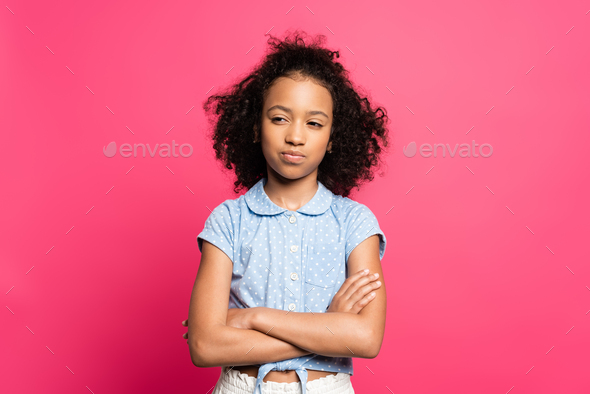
[260,140,275,163]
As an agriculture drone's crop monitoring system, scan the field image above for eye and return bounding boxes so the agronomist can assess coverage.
[272,117,287,123]
[308,122,323,127]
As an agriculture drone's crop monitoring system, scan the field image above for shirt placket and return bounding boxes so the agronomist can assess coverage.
[284,211,303,312]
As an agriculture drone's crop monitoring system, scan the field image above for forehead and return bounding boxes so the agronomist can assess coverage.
[264,76,333,114]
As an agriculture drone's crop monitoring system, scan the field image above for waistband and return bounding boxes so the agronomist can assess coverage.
[253,360,307,394]
[216,365,352,394]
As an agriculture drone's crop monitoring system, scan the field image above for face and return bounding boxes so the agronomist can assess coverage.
[259,76,333,182]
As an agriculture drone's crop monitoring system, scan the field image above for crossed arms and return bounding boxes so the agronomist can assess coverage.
[188,235,386,368]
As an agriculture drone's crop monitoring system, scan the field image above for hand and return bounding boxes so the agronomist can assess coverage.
[326,269,382,314]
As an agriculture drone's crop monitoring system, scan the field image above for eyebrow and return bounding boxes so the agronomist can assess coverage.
[266,105,329,119]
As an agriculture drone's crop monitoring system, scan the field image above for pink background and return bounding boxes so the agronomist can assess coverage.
[2,1,590,393]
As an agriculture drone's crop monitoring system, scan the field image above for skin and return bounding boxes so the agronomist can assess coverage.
[184,74,387,383]
[257,74,333,211]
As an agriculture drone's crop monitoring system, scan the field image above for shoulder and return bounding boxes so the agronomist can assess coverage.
[330,194,378,223]
[207,195,245,221]
[331,195,386,260]
[197,196,246,256]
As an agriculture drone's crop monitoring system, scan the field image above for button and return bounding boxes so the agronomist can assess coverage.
[290,272,299,281]
[289,215,296,224]
[288,303,296,311]
[290,245,298,253]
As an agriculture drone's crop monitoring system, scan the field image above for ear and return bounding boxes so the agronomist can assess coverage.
[327,140,333,152]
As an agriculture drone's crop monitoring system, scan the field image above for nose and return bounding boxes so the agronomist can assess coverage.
[285,122,305,145]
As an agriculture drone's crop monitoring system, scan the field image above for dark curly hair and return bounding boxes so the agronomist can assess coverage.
[202,29,390,197]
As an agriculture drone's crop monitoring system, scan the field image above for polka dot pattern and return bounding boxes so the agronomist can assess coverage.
[197,177,386,392]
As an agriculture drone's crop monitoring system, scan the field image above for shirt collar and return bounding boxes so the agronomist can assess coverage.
[245,177,333,216]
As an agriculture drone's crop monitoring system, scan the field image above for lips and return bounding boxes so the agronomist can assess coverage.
[281,151,305,163]
[281,150,305,157]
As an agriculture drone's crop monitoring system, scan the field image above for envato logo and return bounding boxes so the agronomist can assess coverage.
[103,141,193,158]
[403,140,493,158]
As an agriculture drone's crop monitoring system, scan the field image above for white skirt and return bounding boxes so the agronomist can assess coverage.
[211,366,355,394]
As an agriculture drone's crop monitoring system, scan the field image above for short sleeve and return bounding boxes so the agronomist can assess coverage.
[345,204,386,260]
[197,201,235,264]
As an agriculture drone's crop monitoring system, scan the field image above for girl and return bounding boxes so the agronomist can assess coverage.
[183,30,390,394]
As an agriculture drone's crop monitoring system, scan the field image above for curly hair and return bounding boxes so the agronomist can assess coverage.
[202,29,390,197]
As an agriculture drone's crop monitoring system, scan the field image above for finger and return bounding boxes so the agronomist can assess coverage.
[342,272,379,299]
[354,291,377,312]
[357,291,377,309]
[347,278,381,308]
[182,320,188,326]
[358,279,382,299]
[332,270,377,309]
[339,269,372,294]
[351,272,379,290]
[183,333,188,339]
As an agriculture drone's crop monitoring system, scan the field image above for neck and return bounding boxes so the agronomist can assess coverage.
[263,166,319,212]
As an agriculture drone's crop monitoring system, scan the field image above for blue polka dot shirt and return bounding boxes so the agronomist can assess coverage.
[197,177,386,394]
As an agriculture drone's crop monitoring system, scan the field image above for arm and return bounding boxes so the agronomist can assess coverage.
[188,240,312,368]
[250,235,387,359]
